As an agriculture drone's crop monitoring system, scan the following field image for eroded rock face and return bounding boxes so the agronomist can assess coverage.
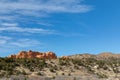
[8,50,57,59]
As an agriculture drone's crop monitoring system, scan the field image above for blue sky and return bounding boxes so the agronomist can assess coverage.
[0,0,120,57]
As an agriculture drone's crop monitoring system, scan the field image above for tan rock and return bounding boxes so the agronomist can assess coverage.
[60,56,69,59]
[8,55,16,58]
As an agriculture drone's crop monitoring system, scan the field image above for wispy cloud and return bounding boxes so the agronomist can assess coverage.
[0,0,92,55]
[0,0,92,35]
[0,16,17,21]
[0,36,41,48]
[0,36,12,45]
[0,35,12,40]
[1,23,18,27]
[0,0,92,21]
[38,22,53,27]
[0,37,42,56]
[9,39,41,47]
[0,23,56,34]
[0,40,7,45]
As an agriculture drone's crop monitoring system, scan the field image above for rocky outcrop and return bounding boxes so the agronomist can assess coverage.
[8,50,57,59]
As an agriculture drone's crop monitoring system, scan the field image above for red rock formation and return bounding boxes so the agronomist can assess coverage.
[8,50,57,59]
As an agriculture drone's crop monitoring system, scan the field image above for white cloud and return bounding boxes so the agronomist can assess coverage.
[0,36,12,45]
[0,26,55,34]
[0,0,92,21]
[1,23,18,27]
[0,0,92,36]
[38,22,53,26]
[0,40,7,45]
[0,0,92,13]
[9,39,41,47]
[0,36,12,40]
[0,0,92,53]
[0,23,55,34]
[0,37,41,48]
[0,16,17,21]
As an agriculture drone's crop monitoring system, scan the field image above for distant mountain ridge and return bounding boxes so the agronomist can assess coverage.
[69,52,120,59]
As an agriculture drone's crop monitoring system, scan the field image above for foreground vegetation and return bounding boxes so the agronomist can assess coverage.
[0,57,120,79]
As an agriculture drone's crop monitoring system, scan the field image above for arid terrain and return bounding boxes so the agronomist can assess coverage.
[0,51,120,80]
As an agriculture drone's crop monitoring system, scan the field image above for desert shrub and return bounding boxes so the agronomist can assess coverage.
[97,60,106,68]
[55,72,58,75]
[97,73,108,78]
[103,65,108,70]
[113,67,119,73]
[21,70,27,75]
[0,72,6,78]
[68,73,71,76]
[85,58,97,66]
[24,77,27,80]
[73,77,76,80]
[49,68,55,72]
[58,58,71,66]
[6,71,13,75]
[61,73,65,75]
[58,59,67,66]
[37,72,43,76]
[74,65,79,69]
[13,78,20,80]
[29,67,34,72]
[72,59,84,66]
[15,70,21,75]
[53,65,58,70]
[86,66,91,71]
[52,76,56,79]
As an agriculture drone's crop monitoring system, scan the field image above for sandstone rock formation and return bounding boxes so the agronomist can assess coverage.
[8,50,57,59]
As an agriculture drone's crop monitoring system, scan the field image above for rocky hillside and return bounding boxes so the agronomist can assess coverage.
[0,51,120,80]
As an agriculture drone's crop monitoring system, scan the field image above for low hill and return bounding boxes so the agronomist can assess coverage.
[0,51,120,80]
